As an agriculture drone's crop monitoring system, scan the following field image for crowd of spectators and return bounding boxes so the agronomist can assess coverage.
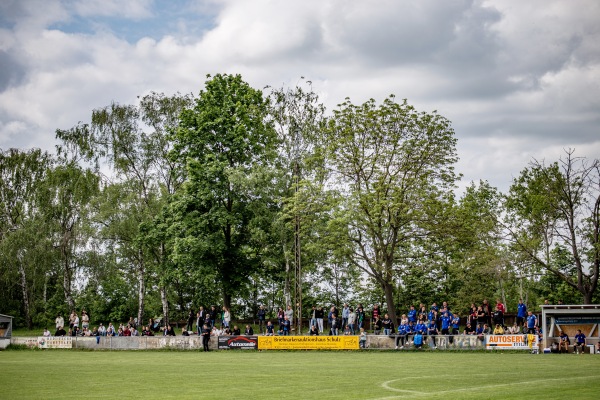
[46,297,598,353]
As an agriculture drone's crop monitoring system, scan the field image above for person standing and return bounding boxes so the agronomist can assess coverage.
[316,306,325,333]
[285,305,294,327]
[186,308,195,331]
[309,306,317,330]
[517,299,527,327]
[201,324,211,351]
[222,306,231,329]
[526,311,537,334]
[55,314,64,332]
[282,315,291,336]
[356,305,365,331]
[348,308,356,334]
[257,305,267,334]
[341,303,350,333]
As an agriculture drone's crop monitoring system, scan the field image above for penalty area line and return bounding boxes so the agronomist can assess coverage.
[374,375,597,400]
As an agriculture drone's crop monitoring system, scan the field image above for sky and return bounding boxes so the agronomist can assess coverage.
[1,0,599,193]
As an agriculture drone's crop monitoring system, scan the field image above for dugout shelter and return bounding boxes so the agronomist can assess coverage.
[0,314,12,349]
[541,304,600,351]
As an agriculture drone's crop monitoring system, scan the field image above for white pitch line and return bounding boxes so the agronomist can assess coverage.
[373,375,597,400]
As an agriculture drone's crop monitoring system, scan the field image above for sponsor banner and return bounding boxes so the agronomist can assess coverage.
[485,334,538,350]
[218,335,258,350]
[37,336,73,349]
[258,335,359,350]
[555,317,600,324]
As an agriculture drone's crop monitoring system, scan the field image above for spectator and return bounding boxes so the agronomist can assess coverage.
[232,325,241,335]
[372,304,380,321]
[574,329,586,354]
[463,323,475,335]
[407,305,417,324]
[440,311,451,335]
[258,305,267,334]
[55,326,66,336]
[316,306,325,333]
[55,314,64,332]
[517,299,527,327]
[182,327,189,336]
[309,325,319,336]
[356,305,365,331]
[558,330,570,353]
[98,323,106,336]
[128,316,136,329]
[209,306,218,328]
[43,328,51,337]
[277,307,285,327]
[395,321,408,349]
[222,306,231,329]
[372,316,382,335]
[417,305,427,322]
[359,328,367,348]
[265,321,274,336]
[186,308,195,332]
[341,303,350,331]
[285,305,294,326]
[343,325,351,335]
[244,325,254,335]
[492,306,504,328]
[81,311,90,330]
[201,324,211,351]
[164,325,175,336]
[348,308,356,334]
[123,325,131,336]
[526,311,537,334]
[106,323,115,336]
[142,326,153,336]
[72,312,80,332]
[381,313,393,336]
[493,324,505,335]
[330,314,339,336]
[281,316,291,335]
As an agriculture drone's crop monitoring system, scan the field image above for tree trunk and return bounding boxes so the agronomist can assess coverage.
[137,259,145,328]
[382,280,397,326]
[160,285,169,327]
[63,258,75,311]
[283,243,291,307]
[18,262,33,329]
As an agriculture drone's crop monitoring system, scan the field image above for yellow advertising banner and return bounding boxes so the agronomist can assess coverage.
[258,335,359,350]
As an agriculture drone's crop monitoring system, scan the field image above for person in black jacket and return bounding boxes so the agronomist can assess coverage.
[201,324,211,351]
[244,325,254,335]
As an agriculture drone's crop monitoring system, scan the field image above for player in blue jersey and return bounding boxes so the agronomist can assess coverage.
[517,299,527,327]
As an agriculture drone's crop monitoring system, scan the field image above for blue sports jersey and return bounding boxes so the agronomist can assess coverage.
[517,303,527,318]
[527,314,537,329]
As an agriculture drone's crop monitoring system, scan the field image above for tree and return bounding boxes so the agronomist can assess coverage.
[56,92,193,326]
[0,149,53,328]
[323,96,459,323]
[504,150,600,304]
[171,74,279,311]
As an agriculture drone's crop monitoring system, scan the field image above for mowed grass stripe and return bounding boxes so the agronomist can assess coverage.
[1,351,599,399]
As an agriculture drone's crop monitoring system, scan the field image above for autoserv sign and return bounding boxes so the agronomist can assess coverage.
[258,335,359,350]
[485,334,538,350]
[218,335,258,350]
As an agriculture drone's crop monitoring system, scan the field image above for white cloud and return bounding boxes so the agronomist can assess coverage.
[0,0,599,194]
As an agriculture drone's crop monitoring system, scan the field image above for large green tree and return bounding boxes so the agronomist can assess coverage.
[171,74,279,311]
[504,150,600,304]
[56,92,194,325]
[0,148,52,328]
[323,96,459,323]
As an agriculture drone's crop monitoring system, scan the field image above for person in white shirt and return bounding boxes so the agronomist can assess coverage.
[55,314,64,331]
[43,328,51,337]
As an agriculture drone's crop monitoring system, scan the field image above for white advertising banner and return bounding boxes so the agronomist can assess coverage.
[37,336,73,349]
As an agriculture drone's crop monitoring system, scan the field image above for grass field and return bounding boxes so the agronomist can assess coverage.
[1,350,599,399]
